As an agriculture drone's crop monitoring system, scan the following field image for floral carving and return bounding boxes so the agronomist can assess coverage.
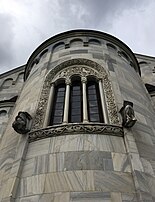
[29,123,123,142]
[32,58,119,130]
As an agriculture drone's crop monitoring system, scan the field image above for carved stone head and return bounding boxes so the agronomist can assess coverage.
[12,111,32,134]
[119,101,137,128]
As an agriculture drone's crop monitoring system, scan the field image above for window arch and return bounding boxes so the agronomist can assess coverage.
[1,78,13,89]
[119,51,130,62]
[39,49,48,59]
[33,59,119,129]
[138,61,148,67]
[70,39,83,47]
[107,43,117,52]
[0,110,7,117]
[52,42,65,53]
[89,39,101,46]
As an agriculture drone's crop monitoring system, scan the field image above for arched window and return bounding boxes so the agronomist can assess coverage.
[89,39,101,46]
[52,42,65,53]
[33,58,119,133]
[70,39,83,47]
[1,78,13,89]
[48,76,105,126]
[107,43,117,52]
[119,51,129,62]
[0,110,7,117]
[139,61,147,65]
[39,49,48,59]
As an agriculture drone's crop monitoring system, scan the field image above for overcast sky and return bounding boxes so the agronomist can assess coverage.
[0,0,155,73]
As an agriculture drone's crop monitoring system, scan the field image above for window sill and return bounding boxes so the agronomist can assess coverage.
[29,123,123,142]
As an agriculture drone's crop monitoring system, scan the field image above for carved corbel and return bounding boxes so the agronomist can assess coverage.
[119,101,137,128]
[12,111,32,134]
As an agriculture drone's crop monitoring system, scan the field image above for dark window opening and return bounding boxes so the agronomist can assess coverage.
[50,84,66,125]
[49,78,105,126]
[87,81,104,123]
[69,80,82,123]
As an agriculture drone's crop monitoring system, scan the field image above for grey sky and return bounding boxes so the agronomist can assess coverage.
[0,0,154,73]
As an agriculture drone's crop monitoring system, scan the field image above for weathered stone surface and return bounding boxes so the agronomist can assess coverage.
[21,158,35,177]
[94,171,135,193]
[134,170,155,196]
[70,50,88,54]
[70,192,111,202]
[49,134,126,154]
[107,61,115,72]
[26,138,50,159]
[112,153,131,172]
[17,174,46,197]
[44,171,94,193]
[64,151,113,171]
[59,51,70,57]
[141,157,154,176]
[92,53,104,59]
[136,141,155,161]
[121,193,138,202]
[111,192,122,202]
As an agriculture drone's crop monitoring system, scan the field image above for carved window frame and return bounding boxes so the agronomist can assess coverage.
[32,58,119,130]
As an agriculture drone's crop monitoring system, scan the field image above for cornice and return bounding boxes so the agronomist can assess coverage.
[24,29,140,80]
[0,65,25,79]
[0,102,15,108]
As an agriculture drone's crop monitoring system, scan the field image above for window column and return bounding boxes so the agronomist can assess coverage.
[43,83,55,127]
[99,79,109,124]
[63,78,71,123]
[82,77,88,122]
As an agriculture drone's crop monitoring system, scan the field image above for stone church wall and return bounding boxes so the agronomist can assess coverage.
[0,30,155,201]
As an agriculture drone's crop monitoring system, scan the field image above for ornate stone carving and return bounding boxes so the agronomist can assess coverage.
[103,74,119,124]
[65,77,71,85]
[119,101,137,128]
[32,58,119,130]
[54,65,100,82]
[81,76,87,83]
[29,123,123,142]
[12,111,32,134]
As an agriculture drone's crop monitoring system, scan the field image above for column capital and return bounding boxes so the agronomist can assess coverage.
[50,82,55,87]
[65,77,71,85]
[81,76,87,83]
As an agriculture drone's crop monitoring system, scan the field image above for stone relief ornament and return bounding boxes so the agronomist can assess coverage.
[29,123,123,142]
[12,111,32,134]
[119,101,137,128]
[32,58,119,130]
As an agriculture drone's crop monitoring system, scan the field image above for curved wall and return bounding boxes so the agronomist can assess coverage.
[0,30,155,202]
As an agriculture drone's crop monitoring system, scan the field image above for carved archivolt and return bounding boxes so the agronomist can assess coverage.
[53,65,102,82]
[32,58,119,130]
